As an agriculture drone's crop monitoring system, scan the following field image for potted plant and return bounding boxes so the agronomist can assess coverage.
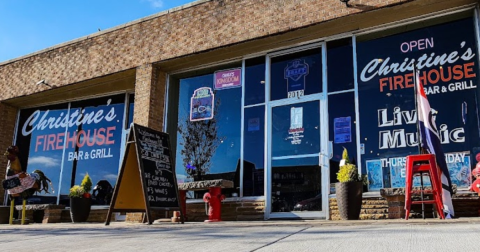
[335,148,365,220]
[69,173,92,223]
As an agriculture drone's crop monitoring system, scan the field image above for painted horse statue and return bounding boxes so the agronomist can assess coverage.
[2,145,53,224]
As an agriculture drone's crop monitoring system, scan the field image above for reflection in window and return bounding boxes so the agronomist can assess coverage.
[245,57,265,106]
[272,157,321,212]
[327,38,354,93]
[175,73,241,198]
[243,106,265,196]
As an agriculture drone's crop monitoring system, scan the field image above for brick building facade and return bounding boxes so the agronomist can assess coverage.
[1,0,480,221]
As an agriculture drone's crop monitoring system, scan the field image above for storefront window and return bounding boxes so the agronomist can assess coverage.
[243,105,265,196]
[245,57,265,106]
[328,92,357,184]
[15,94,128,205]
[174,68,242,198]
[270,48,322,101]
[60,96,125,205]
[16,104,69,204]
[327,38,354,92]
[357,17,480,190]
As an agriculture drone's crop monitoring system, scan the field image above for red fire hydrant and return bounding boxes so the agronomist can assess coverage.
[203,187,226,222]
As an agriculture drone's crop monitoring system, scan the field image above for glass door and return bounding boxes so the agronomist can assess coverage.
[267,98,328,219]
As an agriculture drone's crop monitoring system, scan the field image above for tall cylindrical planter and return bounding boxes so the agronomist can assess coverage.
[335,182,363,220]
[70,197,91,223]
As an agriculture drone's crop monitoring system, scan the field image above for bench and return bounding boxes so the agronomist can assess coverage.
[14,204,66,223]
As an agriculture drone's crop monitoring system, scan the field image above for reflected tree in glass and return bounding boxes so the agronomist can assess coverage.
[177,100,223,181]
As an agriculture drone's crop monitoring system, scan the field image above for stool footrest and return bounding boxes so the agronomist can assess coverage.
[411,200,437,204]
[407,190,439,194]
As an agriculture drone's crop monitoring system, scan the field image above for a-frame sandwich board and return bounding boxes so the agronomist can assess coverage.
[105,123,184,225]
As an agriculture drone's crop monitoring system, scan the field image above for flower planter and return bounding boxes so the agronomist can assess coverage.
[335,181,363,220]
[70,197,91,223]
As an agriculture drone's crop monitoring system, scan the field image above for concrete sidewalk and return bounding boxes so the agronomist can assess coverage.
[1,218,479,252]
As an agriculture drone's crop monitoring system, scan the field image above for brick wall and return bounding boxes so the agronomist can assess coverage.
[329,197,389,220]
[0,0,415,101]
[0,103,18,205]
[184,200,265,221]
[125,199,265,222]
[60,208,113,223]
[133,64,165,130]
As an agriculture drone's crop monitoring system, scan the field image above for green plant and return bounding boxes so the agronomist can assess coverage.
[69,173,92,198]
[69,185,85,198]
[337,148,365,183]
[81,173,92,193]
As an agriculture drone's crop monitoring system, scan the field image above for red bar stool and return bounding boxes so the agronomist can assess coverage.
[404,154,445,220]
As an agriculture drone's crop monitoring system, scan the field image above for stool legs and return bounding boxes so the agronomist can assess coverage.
[404,154,445,220]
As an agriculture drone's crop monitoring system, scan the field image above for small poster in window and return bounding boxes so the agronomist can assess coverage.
[214,68,242,90]
[446,152,471,188]
[334,117,351,143]
[390,157,406,188]
[190,87,214,121]
[366,159,383,191]
[389,156,432,188]
[287,107,304,145]
[248,118,260,131]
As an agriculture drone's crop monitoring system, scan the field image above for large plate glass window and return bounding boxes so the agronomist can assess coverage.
[169,62,242,198]
[357,16,480,190]
[14,94,128,205]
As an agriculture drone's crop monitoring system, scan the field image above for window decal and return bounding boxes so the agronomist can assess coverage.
[190,87,214,121]
[284,59,309,98]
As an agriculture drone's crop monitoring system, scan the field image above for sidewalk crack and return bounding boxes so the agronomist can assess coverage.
[250,226,311,252]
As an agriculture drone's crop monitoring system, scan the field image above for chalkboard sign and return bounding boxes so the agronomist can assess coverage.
[105,123,183,225]
[132,124,179,208]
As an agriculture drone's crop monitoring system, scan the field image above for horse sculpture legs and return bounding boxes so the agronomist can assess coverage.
[9,199,14,225]
[9,198,28,225]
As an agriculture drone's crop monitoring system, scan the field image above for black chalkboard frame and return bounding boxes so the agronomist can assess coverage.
[105,123,184,225]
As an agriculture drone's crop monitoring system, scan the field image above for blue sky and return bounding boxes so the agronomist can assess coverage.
[0,0,195,63]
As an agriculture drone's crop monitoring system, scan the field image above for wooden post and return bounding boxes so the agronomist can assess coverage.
[9,199,14,225]
[21,199,26,225]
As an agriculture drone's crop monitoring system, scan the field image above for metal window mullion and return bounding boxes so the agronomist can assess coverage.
[353,35,362,176]
[56,102,71,205]
[320,42,330,219]
[244,103,266,109]
[240,59,245,197]
[164,74,171,132]
[264,54,271,219]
